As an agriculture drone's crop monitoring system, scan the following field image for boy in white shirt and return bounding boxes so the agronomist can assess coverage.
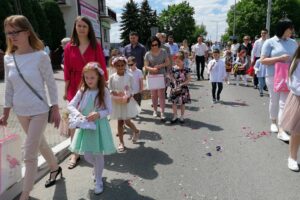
[128,56,144,106]
[207,49,226,103]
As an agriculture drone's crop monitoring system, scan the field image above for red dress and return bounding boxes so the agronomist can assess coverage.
[64,42,108,101]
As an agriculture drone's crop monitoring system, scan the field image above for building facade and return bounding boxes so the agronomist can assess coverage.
[57,0,117,48]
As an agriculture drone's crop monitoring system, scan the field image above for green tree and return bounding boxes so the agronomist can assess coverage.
[31,0,51,45]
[120,0,140,45]
[226,0,300,42]
[190,24,208,43]
[158,1,195,43]
[139,0,158,45]
[0,0,14,50]
[19,0,39,33]
[41,0,65,50]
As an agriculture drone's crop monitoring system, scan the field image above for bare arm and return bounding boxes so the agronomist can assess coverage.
[260,54,290,66]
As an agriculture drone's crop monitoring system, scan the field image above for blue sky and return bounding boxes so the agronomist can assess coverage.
[106,0,238,43]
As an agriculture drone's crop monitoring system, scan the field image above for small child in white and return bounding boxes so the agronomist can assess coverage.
[207,49,226,103]
[254,58,266,97]
[128,56,143,106]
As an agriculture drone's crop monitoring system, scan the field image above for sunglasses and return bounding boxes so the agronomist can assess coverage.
[128,63,135,67]
[151,43,158,47]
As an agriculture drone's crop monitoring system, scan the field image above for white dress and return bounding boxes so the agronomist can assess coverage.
[109,72,140,120]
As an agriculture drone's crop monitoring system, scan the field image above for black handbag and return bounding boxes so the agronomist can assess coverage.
[13,54,54,123]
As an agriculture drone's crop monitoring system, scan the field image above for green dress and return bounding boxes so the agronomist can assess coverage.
[69,95,116,155]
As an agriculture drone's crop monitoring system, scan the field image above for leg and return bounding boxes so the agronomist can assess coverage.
[290,134,300,160]
[211,82,217,101]
[124,119,138,133]
[84,152,95,166]
[235,74,239,86]
[258,77,263,95]
[200,56,205,79]
[195,56,201,80]
[68,128,80,169]
[151,89,159,112]
[243,74,247,86]
[254,74,258,87]
[265,77,280,132]
[180,104,185,117]
[94,154,104,185]
[217,82,223,101]
[278,92,288,127]
[117,120,125,146]
[158,88,166,115]
[172,103,178,120]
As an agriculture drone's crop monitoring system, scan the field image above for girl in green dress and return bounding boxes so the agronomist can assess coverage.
[68,62,116,195]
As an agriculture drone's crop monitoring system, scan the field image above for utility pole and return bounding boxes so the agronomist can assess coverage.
[233,0,236,37]
[266,0,272,33]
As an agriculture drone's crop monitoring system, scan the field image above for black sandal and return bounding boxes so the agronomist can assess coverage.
[68,157,80,169]
[45,166,63,188]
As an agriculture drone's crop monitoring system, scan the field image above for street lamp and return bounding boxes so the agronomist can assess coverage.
[266,0,272,33]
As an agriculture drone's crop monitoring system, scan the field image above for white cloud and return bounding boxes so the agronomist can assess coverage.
[107,0,239,43]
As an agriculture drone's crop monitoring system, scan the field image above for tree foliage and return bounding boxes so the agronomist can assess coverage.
[190,24,208,44]
[139,0,158,45]
[226,0,300,42]
[120,0,140,45]
[41,0,66,50]
[0,0,14,50]
[158,1,195,43]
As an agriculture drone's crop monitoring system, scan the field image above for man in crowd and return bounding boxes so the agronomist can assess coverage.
[165,35,179,59]
[192,35,208,80]
[123,32,146,71]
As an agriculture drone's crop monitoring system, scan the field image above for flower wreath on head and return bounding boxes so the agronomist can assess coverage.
[112,56,128,65]
[87,62,104,76]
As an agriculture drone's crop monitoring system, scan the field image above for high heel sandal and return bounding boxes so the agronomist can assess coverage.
[45,166,63,188]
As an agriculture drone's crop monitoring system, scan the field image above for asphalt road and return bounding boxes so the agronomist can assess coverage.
[24,75,300,200]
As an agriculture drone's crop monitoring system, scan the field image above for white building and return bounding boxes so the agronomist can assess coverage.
[57,0,117,48]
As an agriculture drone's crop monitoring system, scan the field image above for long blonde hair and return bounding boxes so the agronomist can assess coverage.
[289,46,300,77]
[4,15,44,54]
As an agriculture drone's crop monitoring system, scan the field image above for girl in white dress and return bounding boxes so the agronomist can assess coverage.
[109,56,140,152]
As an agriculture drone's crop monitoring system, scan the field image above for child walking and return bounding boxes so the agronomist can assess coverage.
[254,58,266,97]
[224,50,233,84]
[207,49,226,103]
[128,56,144,106]
[169,51,191,123]
[233,49,248,86]
[109,56,140,152]
[68,62,116,195]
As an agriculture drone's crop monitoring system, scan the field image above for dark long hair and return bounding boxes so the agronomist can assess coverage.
[70,16,97,49]
[289,46,300,77]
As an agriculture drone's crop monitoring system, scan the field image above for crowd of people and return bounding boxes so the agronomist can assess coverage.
[0,14,300,200]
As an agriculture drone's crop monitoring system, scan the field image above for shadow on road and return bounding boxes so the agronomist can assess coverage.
[180,118,224,132]
[221,101,248,107]
[105,142,173,180]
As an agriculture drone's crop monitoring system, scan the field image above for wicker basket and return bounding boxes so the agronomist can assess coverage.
[111,94,129,104]
[141,90,151,100]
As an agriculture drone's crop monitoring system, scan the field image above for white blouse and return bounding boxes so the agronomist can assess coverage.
[207,59,226,82]
[68,89,112,119]
[289,62,300,96]
[4,51,58,116]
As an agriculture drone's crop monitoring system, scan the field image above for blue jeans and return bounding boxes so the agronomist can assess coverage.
[258,77,266,94]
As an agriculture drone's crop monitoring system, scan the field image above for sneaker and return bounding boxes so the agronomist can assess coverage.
[270,123,279,133]
[288,157,299,171]
[277,131,290,142]
[260,93,263,97]
[171,116,178,124]
[153,111,158,118]
[212,99,217,104]
[160,113,166,120]
[179,116,184,123]
[94,183,103,195]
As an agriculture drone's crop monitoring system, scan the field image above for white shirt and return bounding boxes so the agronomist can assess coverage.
[4,51,58,116]
[289,62,300,96]
[192,43,208,56]
[129,68,143,94]
[230,43,240,55]
[68,89,112,119]
[251,38,266,61]
[207,59,226,82]
[103,48,110,57]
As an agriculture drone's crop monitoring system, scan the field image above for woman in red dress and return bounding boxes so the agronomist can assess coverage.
[63,16,108,169]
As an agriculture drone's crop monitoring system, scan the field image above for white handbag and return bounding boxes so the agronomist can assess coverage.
[146,74,165,90]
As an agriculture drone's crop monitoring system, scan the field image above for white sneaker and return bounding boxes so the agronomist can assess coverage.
[277,131,290,142]
[160,113,166,120]
[94,183,103,195]
[270,123,279,133]
[153,111,158,118]
[288,157,299,171]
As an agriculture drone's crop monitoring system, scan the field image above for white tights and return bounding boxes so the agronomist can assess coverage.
[84,153,104,185]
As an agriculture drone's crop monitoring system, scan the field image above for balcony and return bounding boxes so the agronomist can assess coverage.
[100,6,117,24]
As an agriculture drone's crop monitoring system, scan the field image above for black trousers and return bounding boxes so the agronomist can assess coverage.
[211,82,223,100]
[253,57,259,86]
[196,55,205,80]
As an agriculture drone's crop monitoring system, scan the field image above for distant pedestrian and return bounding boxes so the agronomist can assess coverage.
[128,56,144,106]
[207,49,226,103]
[165,35,179,58]
[109,56,140,152]
[192,36,208,80]
[60,37,70,69]
[63,16,108,169]
[68,62,116,195]
[261,17,298,142]
[103,45,110,66]
[224,50,233,84]
[281,46,300,171]
[230,39,240,60]
[0,15,61,200]
[168,51,191,123]
[253,59,266,97]
[233,49,248,86]
[123,32,146,71]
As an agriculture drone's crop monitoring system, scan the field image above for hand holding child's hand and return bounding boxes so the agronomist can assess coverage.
[86,112,100,122]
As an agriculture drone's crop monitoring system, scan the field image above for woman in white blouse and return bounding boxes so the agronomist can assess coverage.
[0,15,61,200]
